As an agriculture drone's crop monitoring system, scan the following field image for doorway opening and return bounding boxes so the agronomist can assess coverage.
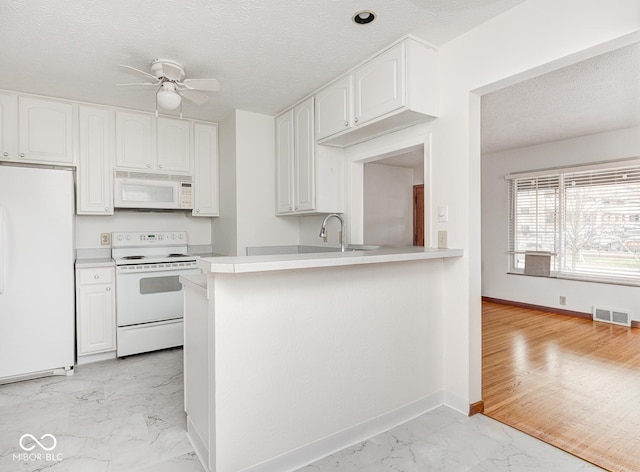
[362,147,425,247]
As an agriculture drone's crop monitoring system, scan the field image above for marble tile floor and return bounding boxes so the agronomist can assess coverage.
[0,348,603,472]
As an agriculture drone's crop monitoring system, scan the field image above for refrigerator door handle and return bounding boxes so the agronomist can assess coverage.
[0,204,4,294]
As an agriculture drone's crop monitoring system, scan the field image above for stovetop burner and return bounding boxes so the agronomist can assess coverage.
[168,254,189,257]
[122,255,145,260]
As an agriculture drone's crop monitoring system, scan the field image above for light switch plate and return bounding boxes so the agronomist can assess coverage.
[437,205,448,223]
[437,230,448,249]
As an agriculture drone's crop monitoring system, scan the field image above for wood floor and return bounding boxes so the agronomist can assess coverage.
[482,301,640,472]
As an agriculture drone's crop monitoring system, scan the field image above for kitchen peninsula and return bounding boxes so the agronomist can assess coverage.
[181,247,462,472]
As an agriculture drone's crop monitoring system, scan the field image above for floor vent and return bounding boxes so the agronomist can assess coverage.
[592,306,631,327]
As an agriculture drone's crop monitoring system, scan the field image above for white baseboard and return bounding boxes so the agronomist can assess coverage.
[187,415,211,472]
[443,390,469,415]
[239,391,445,472]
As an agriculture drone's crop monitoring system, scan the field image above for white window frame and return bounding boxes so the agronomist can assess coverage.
[507,158,640,286]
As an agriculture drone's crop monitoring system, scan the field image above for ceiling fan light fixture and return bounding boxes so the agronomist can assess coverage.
[156,82,182,110]
[352,10,376,25]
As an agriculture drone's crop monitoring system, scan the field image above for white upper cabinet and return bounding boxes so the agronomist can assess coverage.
[115,111,156,170]
[316,36,438,147]
[115,111,192,174]
[77,105,113,215]
[275,109,294,214]
[5,96,75,165]
[157,117,192,173]
[192,122,219,217]
[0,92,17,159]
[315,75,352,141]
[354,44,405,126]
[293,99,315,212]
[276,96,343,216]
[276,97,315,215]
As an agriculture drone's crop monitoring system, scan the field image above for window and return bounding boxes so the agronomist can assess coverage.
[508,161,640,284]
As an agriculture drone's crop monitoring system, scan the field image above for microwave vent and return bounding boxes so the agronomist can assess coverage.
[114,170,192,183]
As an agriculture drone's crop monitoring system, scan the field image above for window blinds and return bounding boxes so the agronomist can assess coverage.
[507,162,640,283]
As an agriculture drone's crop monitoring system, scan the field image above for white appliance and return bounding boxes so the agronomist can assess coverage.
[114,173,193,210]
[112,231,200,357]
[0,165,75,383]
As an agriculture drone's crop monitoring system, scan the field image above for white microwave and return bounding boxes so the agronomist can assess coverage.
[114,177,193,210]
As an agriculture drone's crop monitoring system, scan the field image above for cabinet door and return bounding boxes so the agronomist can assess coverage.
[275,109,294,214]
[315,75,352,140]
[354,43,406,126]
[18,96,74,164]
[115,111,155,170]
[293,97,315,212]
[0,92,17,160]
[77,283,115,355]
[193,122,219,216]
[157,117,192,173]
[77,106,113,215]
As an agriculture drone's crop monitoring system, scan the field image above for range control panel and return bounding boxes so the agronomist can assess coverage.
[112,231,187,247]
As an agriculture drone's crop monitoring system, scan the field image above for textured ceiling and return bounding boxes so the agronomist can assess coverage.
[0,0,524,122]
[481,42,640,155]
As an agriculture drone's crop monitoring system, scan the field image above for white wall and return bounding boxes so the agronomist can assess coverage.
[482,126,640,320]
[431,0,640,410]
[211,111,238,256]
[364,163,414,246]
[235,110,298,255]
[212,259,445,471]
[75,211,212,249]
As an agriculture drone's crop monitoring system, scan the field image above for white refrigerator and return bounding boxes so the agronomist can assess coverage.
[0,165,75,382]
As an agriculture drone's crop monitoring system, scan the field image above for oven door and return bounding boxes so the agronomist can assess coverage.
[116,266,201,327]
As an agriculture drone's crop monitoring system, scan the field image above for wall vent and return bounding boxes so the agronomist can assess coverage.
[592,306,631,327]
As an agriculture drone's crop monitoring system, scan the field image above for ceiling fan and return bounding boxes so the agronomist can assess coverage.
[117,59,220,114]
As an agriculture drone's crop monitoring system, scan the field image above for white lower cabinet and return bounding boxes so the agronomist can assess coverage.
[76,266,116,364]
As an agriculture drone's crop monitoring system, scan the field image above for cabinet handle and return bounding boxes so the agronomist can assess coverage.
[105,207,109,211]
[288,206,292,211]
[344,121,349,127]
[20,153,25,158]
[106,287,111,292]
[354,117,359,123]
[196,209,200,213]
[2,152,7,157]
[94,274,100,279]
[147,164,151,168]
[158,164,163,169]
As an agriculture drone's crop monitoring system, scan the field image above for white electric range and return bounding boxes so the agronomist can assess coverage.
[112,231,200,357]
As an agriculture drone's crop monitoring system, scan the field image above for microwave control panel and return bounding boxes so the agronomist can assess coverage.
[180,183,193,209]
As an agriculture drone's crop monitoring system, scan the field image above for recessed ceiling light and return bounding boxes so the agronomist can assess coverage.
[352,10,376,25]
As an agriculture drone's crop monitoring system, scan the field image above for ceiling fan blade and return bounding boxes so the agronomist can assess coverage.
[116,82,158,87]
[182,78,220,92]
[119,64,158,81]
[162,62,183,81]
[179,89,210,105]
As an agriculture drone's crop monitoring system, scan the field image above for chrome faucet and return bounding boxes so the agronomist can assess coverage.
[319,213,346,252]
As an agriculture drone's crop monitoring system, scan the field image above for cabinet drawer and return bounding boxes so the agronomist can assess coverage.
[78,268,113,285]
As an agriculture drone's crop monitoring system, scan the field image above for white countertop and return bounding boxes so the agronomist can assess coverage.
[196,247,463,274]
[75,258,115,268]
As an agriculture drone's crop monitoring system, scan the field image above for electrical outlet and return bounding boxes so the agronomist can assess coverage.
[437,230,448,249]
[100,233,111,246]
[559,296,566,305]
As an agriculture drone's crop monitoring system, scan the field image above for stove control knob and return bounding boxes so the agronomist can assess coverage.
[179,234,184,239]
[126,234,131,240]
[117,234,123,241]
[171,234,176,239]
